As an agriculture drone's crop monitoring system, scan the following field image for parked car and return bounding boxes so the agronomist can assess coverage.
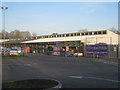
[9,48,18,56]
[73,53,78,57]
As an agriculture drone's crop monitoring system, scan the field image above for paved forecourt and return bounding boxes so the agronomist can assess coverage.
[2,54,119,88]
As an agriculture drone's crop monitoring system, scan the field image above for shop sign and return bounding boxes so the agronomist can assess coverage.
[86,45,108,56]
[48,42,56,45]
[56,41,61,46]
[66,46,69,51]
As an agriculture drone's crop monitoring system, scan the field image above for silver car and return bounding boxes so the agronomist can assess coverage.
[9,49,18,56]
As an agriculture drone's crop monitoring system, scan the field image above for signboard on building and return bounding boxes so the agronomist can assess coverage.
[86,45,108,56]
[56,41,61,46]
[66,46,69,51]
[48,42,56,45]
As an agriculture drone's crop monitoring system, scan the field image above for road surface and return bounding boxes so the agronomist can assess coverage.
[2,54,119,88]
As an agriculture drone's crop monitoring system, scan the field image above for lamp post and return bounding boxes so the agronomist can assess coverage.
[1,7,8,55]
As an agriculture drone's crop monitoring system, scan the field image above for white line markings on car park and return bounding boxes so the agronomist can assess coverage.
[2,62,40,66]
[69,76,120,83]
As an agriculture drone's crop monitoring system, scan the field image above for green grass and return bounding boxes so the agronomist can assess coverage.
[2,79,58,89]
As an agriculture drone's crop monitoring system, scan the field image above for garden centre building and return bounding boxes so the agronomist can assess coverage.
[3,30,120,58]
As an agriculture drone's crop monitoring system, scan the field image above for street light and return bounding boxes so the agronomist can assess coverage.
[1,7,8,55]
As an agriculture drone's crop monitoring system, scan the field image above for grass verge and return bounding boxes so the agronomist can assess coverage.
[2,79,58,89]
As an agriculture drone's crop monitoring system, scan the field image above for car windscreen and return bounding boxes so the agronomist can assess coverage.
[11,49,17,50]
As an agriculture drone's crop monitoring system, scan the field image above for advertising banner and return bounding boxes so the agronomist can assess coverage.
[56,41,61,46]
[66,46,69,51]
[86,45,108,56]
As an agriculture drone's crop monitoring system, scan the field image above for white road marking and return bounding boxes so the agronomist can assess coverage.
[69,76,120,83]
[103,62,107,63]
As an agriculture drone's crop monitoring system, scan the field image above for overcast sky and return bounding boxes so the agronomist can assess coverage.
[1,2,118,35]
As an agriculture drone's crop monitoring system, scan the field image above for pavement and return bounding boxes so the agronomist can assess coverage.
[2,54,119,88]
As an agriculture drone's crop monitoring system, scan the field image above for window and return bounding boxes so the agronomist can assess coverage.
[89,32,92,35]
[57,35,59,37]
[62,35,65,37]
[85,33,88,35]
[98,31,102,34]
[38,36,42,39]
[103,31,107,34]
[94,32,97,35]
[74,33,77,36]
[71,34,73,36]
[66,34,69,37]
[77,33,80,36]
[81,33,84,35]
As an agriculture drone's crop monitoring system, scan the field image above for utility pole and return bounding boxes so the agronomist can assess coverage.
[1,7,8,56]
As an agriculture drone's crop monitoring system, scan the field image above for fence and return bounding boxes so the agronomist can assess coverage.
[84,37,119,59]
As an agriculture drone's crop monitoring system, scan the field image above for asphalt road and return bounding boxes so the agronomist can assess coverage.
[2,54,119,88]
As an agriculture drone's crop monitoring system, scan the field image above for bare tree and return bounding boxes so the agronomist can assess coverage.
[52,33,58,35]
[9,31,15,39]
[32,32,37,37]
[1,30,33,39]
[14,30,21,38]
[25,31,31,37]
[20,31,31,39]
[110,27,119,34]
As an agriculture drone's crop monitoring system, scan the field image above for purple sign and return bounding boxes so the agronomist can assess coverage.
[56,41,61,46]
[86,45,108,56]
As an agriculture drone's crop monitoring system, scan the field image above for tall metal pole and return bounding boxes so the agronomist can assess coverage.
[1,7,7,55]
[3,9,5,55]
[1,7,8,55]
[109,37,112,58]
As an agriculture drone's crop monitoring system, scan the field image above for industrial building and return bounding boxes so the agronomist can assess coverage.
[2,30,119,58]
